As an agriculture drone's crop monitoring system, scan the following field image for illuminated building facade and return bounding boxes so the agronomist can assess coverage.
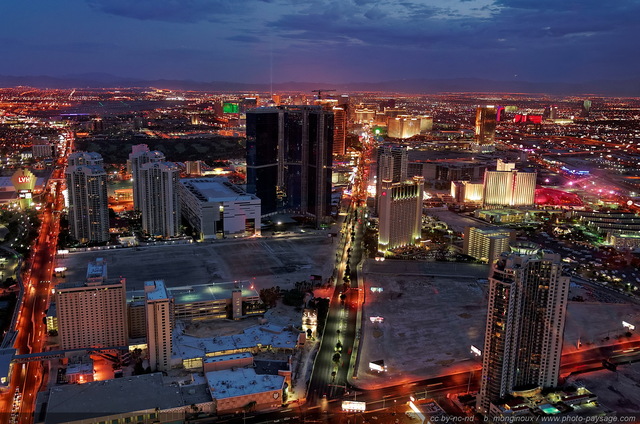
[129,145,165,210]
[332,106,347,156]
[388,116,421,139]
[463,227,515,263]
[145,280,173,372]
[472,106,497,153]
[483,170,536,208]
[355,109,376,123]
[185,160,204,176]
[246,106,333,227]
[451,180,484,203]
[55,259,128,350]
[65,152,109,244]
[496,159,515,172]
[477,243,569,414]
[378,176,424,251]
[140,161,181,237]
[375,145,408,213]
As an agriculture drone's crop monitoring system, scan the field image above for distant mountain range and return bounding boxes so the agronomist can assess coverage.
[2,73,640,96]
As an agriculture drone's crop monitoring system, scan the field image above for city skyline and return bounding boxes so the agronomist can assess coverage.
[1,0,639,87]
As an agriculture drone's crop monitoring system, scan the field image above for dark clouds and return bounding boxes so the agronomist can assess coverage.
[0,0,638,83]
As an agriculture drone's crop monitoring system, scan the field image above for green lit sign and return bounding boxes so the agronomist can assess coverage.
[223,103,239,113]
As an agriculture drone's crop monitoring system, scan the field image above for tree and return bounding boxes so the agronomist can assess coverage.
[332,352,341,364]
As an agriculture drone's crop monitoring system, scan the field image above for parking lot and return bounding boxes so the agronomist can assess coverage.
[355,259,640,389]
[56,233,337,291]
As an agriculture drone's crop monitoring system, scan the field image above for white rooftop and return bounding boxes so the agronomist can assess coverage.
[181,178,256,203]
[145,280,169,301]
[174,324,299,360]
[206,367,284,400]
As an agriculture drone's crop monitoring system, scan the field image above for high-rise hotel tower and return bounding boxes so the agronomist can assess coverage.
[377,176,424,252]
[477,242,569,414]
[65,151,109,244]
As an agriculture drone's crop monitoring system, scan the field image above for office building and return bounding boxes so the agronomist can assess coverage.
[180,178,261,240]
[145,280,173,372]
[472,106,497,153]
[65,152,109,244]
[483,170,536,208]
[376,145,408,214]
[140,161,181,237]
[378,176,424,251]
[129,145,165,210]
[463,227,516,263]
[55,259,128,350]
[246,106,333,227]
[477,243,569,414]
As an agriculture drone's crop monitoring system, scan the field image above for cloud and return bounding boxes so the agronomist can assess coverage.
[227,35,261,43]
[86,0,239,22]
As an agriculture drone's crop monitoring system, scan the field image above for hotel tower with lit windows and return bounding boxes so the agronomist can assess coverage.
[377,176,424,252]
[477,243,569,415]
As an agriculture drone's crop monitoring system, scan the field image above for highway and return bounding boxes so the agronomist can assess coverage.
[0,136,70,424]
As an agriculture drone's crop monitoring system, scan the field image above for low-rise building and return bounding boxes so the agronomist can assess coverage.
[175,324,303,369]
[180,178,261,240]
[207,367,284,414]
[463,227,516,263]
[127,281,262,338]
[43,373,215,424]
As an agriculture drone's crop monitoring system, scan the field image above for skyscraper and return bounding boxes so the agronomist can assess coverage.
[477,243,569,414]
[55,258,128,350]
[472,106,497,153]
[65,152,109,244]
[246,105,333,227]
[375,145,408,214]
[377,176,424,252]
[140,161,181,237]
[145,280,173,372]
[332,106,347,156]
[129,145,165,210]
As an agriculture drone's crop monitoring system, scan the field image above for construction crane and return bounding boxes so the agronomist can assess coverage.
[312,89,336,100]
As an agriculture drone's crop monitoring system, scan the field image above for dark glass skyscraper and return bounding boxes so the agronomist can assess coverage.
[246,106,333,226]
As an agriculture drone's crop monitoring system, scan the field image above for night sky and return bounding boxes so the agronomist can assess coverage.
[1,0,637,84]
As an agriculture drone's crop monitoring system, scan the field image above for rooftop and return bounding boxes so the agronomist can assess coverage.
[44,373,204,424]
[206,367,284,400]
[144,280,169,301]
[181,178,257,203]
[174,324,299,360]
[129,281,259,304]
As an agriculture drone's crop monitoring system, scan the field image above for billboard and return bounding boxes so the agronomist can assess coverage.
[342,401,366,412]
[223,103,239,114]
